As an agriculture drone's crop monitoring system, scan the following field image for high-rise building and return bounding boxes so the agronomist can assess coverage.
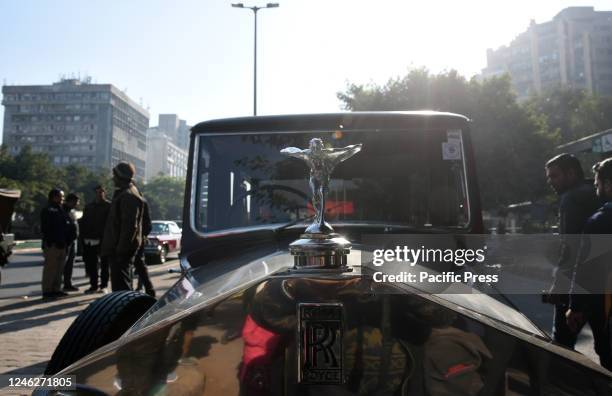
[177,119,190,151]
[1,78,149,180]
[145,127,188,182]
[158,114,179,143]
[157,113,190,150]
[482,7,612,99]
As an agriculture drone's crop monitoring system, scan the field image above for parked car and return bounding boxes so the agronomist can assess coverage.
[144,220,182,264]
[43,113,611,395]
[0,189,20,285]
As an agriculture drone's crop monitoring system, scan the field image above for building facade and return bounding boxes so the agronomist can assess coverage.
[177,119,189,150]
[158,113,190,150]
[145,127,188,182]
[1,78,149,180]
[482,7,612,99]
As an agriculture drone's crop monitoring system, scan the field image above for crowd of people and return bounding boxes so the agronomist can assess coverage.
[40,161,156,299]
[543,153,612,371]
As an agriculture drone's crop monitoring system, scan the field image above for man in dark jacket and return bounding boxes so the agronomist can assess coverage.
[40,188,71,298]
[566,158,612,370]
[543,153,601,347]
[62,193,80,291]
[80,185,111,293]
[134,198,155,297]
[101,162,145,291]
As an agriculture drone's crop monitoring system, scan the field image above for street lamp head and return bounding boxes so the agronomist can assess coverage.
[266,3,279,8]
[231,3,244,8]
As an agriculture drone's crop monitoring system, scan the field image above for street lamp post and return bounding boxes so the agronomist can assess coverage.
[231,2,279,116]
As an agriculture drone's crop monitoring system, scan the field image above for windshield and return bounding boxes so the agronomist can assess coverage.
[194,129,470,233]
[150,222,169,235]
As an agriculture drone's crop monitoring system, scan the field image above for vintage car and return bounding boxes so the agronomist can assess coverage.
[144,220,182,264]
[41,112,611,395]
[0,189,20,285]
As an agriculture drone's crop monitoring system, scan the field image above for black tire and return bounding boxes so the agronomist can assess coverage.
[45,291,156,375]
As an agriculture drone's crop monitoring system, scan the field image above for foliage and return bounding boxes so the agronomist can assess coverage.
[141,176,185,221]
[524,87,612,144]
[0,146,111,236]
[0,146,186,236]
[337,69,556,209]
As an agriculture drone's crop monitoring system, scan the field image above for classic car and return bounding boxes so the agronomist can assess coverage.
[41,112,611,395]
[144,220,182,264]
[0,188,20,285]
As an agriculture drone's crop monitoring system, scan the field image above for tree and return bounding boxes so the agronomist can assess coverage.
[338,68,473,115]
[0,145,110,237]
[0,146,64,234]
[337,69,556,209]
[524,87,612,144]
[61,164,111,205]
[142,176,185,220]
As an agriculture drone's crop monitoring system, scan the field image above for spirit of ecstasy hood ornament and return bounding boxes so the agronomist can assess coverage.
[281,138,362,234]
[281,138,362,271]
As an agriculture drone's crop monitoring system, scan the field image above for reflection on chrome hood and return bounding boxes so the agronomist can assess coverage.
[127,247,544,341]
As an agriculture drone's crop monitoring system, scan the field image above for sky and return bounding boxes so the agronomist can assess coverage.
[1,0,611,142]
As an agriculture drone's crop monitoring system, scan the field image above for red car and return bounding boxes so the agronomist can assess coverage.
[144,220,181,264]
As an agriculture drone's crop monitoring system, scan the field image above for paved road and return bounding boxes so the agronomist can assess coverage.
[0,250,181,382]
[0,250,84,300]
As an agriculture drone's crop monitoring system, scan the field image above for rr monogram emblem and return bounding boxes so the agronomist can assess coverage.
[298,303,343,384]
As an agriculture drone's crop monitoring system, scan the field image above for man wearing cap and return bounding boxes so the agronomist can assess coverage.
[101,162,145,291]
[80,185,111,293]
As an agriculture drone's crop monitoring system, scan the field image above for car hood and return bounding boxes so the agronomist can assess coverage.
[129,247,546,339]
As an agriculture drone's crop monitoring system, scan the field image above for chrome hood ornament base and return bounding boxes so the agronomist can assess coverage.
[281,138,362,271]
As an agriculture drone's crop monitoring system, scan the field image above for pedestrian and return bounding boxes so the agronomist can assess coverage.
[62,193,80,292]
[80,185,111,294]
[566,158,612,370]
[134,198,155,297]
[101,162,145,291]
[40,188,70,299]
[542,153,601,348]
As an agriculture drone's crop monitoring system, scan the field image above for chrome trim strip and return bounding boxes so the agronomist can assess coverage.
[457,129,472,227]
[189,135,200,237]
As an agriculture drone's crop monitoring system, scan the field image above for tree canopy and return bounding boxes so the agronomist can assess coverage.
[141,175,185,221]
[0,146,185,237]
[524,87,612,144]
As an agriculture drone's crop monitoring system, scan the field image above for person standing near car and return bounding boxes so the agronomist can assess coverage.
[566,158,612,370]
[134,197,155,297]
[80,185,111,294]
[543,153,601,348]
[62,193,80,292]
[41,188,71,299]
[101,162,145,291]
